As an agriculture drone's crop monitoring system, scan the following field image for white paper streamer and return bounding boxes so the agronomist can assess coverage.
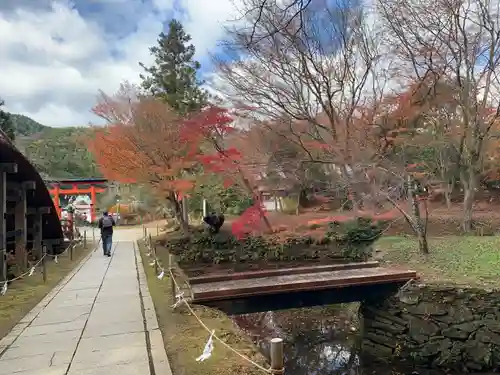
[54,255,58,263]
[1,282,7,296]
[29,267,35,276]
[171,291,185,309]
[196,331,215,362]
[147,252,151,257]
[149,260,156,266]
[157,270,165,280]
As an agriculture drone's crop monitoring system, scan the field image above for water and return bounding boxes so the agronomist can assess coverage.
[232,305,463,375]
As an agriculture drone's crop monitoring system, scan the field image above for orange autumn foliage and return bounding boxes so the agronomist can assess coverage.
[88,89,197,198]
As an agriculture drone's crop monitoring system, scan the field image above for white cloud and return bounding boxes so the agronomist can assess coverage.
[0,0,241,127]
[181,0,243,59]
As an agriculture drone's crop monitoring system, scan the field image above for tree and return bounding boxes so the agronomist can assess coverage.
[215,0,435,251]
[139,19,208,114]
[0,100,15,142]
[377,0,500,232]
[217,0,386,213]
[236,0,314,46]
[184,106,274,235]
[89,84,198,232]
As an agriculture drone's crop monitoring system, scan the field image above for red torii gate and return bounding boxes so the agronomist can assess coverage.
[45,178,108,223]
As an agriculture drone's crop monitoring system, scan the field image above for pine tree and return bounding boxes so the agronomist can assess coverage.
[0,100,15,141]
[139,19,208,114]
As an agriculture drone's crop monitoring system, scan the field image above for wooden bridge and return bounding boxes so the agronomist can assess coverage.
[186,261,417,315]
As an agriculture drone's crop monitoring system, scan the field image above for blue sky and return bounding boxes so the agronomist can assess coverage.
[0,0,241,126]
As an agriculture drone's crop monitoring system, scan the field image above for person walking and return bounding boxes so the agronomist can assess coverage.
[98,211,115,257]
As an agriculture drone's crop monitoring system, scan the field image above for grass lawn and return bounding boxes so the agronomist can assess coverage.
[377,235,500,287]
[0,244,93,340]
[137,241,267,375]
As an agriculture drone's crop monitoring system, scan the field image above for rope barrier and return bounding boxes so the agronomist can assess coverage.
[45,241,78,263]
[1,232,93,296]
[142,233,273,373]
[1,254,47,295]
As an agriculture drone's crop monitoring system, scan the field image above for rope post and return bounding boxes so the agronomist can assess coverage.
[92,228,95,244]
[42,245,47,283]
[83,230,87,248]
[270,338,284,375]
[156,223,159,236]
[70,242,74,261]
[148,233,152,251]
[168,253,175,297]
[153,243,159,274]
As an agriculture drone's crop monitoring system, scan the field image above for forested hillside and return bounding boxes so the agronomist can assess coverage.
[9,113,100,179]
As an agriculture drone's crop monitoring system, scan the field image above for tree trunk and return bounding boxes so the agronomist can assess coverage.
[462,188,474,233]
[169,194,188,232]
[240,174,273,232]
[407,176,429,254]
[444,189,452,209]
[342,165,360,215]
[461,171,476,233]
[296,189,306,215]
[181,197,189,225]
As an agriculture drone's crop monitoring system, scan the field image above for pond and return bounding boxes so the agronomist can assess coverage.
[231,304,469,375]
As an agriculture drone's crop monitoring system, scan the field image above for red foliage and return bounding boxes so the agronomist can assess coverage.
[88,90,198,201]
[90,90,271,235]
[231,201,269,239]
[186,106,272,234]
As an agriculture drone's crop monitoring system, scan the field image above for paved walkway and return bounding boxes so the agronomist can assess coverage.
[0,236,171,375]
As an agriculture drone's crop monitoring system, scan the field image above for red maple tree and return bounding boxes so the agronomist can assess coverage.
[184,106,273,236]
[88,86,198,230]
[89,86,272,237]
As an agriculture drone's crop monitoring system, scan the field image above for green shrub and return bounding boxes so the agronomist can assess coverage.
[163,217,386,265]
[326,217,387,260]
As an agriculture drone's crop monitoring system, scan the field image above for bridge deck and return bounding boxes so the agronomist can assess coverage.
[190,262,417,303]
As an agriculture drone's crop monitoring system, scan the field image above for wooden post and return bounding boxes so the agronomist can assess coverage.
[33,212,43,261]
[42,245,47,283]
[270,338,284,374]
[0,170,6,283]
[168,253,175,297]
[182,197,189,225]
[15,181,35,271]
[153,243,158,274]
[34,207,51,262]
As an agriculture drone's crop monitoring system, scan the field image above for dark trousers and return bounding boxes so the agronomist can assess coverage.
[102,234,113,255]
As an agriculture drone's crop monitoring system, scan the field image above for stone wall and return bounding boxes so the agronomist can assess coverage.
[360,282,500,372]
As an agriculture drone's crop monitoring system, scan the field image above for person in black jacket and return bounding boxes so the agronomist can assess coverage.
[98,211,115,257]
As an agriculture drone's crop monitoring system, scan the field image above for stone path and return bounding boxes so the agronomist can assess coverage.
[0,237,171,375]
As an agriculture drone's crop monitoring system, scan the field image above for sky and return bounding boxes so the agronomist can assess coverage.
[0,0,242,127]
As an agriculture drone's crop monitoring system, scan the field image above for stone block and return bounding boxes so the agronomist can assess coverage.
[362,283,500,371]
